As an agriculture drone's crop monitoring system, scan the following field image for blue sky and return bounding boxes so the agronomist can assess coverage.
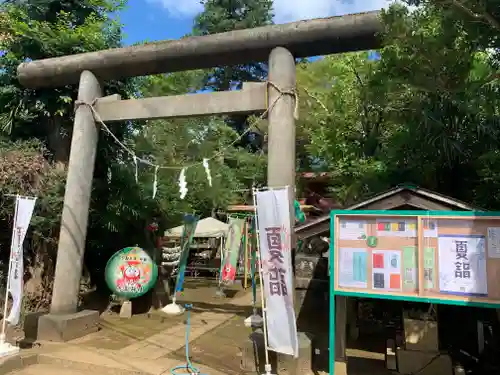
[119,0,393,46]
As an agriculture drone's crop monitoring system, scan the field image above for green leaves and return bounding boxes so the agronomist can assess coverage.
[295,0,500,208]
[193,0,273,91]
[135,72,266,218]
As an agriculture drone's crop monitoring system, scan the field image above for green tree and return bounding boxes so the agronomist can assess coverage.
[192,0,274,151]
[296,52,390,204]
[193,0,273,91]
[295,1,500,209]
[406,0,500,52]
[378,3,500,204]
[134,71,266,219]
[0,0,130,162]
[0,0,157,301]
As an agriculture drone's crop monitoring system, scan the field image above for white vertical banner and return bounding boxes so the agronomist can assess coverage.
[255,188,298,357]
[6,196,36,325]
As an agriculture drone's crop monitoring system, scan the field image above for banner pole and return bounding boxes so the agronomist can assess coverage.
[252,188,272,374]
[215,216,229,298]
[163,214,198,315]
[244,216,263,328]
[243,220,249,289]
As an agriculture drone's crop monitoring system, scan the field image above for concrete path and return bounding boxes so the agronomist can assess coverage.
[3,289,255,375]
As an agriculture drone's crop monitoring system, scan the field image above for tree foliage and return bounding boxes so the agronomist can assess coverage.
[193,0,273,91]
[297,0,500,209]
[0,0,150,302]
[0,0,267,307]
[192,0,274,150]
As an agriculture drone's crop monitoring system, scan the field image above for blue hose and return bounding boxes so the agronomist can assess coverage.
[170,304,207,375]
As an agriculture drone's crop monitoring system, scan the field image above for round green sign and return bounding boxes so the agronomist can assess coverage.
[367,236,378,248]
[105,246,158,299]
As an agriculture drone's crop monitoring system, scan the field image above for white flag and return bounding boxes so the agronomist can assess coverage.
[255,188,298,357]
[6,196,36,325]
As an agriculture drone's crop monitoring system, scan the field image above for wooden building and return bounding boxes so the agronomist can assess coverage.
[292,184,480,373]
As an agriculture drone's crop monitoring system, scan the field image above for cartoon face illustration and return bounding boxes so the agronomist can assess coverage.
[116,262,142,291]
[124,265,141,282]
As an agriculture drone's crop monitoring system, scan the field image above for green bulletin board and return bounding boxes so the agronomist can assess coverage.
[328,210,500,375]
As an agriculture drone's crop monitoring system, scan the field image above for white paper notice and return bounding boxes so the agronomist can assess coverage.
[338,248,368,288]
[487,228,500,259]
[376,219,417,238]
[438,235,487,296]
[371,250,402,291]
[339,219,367,240]
[422,219,438,238]
[440,219,474,228]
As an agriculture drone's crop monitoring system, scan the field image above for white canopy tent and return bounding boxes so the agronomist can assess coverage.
[164,217,229,238]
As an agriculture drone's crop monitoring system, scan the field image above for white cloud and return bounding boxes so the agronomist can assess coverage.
[146,0,204,19]
[147,0,394,23]
[272,0,392,24]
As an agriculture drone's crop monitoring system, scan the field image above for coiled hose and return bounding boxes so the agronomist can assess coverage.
[170,304,207,375]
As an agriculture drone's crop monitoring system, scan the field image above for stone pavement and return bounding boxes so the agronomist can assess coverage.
[1,287,255,375]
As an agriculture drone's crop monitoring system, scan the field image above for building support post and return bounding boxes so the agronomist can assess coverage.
[35,71,102,341]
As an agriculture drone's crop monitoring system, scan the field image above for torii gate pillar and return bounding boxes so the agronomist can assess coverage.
[35,71,103,341]
[267,47,297,218]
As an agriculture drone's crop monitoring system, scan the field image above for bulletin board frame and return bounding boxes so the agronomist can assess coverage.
[328,209,500,375]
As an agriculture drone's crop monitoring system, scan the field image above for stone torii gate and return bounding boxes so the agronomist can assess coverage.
[17,9,381,360]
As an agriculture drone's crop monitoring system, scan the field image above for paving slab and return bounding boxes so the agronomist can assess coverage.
[3,282,256,375]
[166,314,251,375]
[13,364,91,375]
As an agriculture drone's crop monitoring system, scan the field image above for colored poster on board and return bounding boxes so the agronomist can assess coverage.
[105,246,158,299]
[424,247,436,289]
[438,235,487,296]
[371,250,402,291]
[402,246,417,291]
[339,219,367,240]
[487,227,500,259]
[376,219,417,238]
[221,217,244,284]
[423,219,438,238]
[256,188,298,357]
[338,248,368,288]
[174,214,199,294]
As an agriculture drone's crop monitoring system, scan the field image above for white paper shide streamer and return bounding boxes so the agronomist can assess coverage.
[178,168,188,199]
[152,166,159,199]
[5,196,37,326]
[203,158,212,187]
[255,188,298,358]
[133,156,138,183]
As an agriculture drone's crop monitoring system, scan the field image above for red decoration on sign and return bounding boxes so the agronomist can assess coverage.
[221,264,236,281]
[373,253,384,269]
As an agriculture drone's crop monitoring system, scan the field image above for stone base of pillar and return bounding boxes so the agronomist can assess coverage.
[240,330,314,374]
[31,310,99,342]
[240,329,277,374]
[278,332,314,375]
